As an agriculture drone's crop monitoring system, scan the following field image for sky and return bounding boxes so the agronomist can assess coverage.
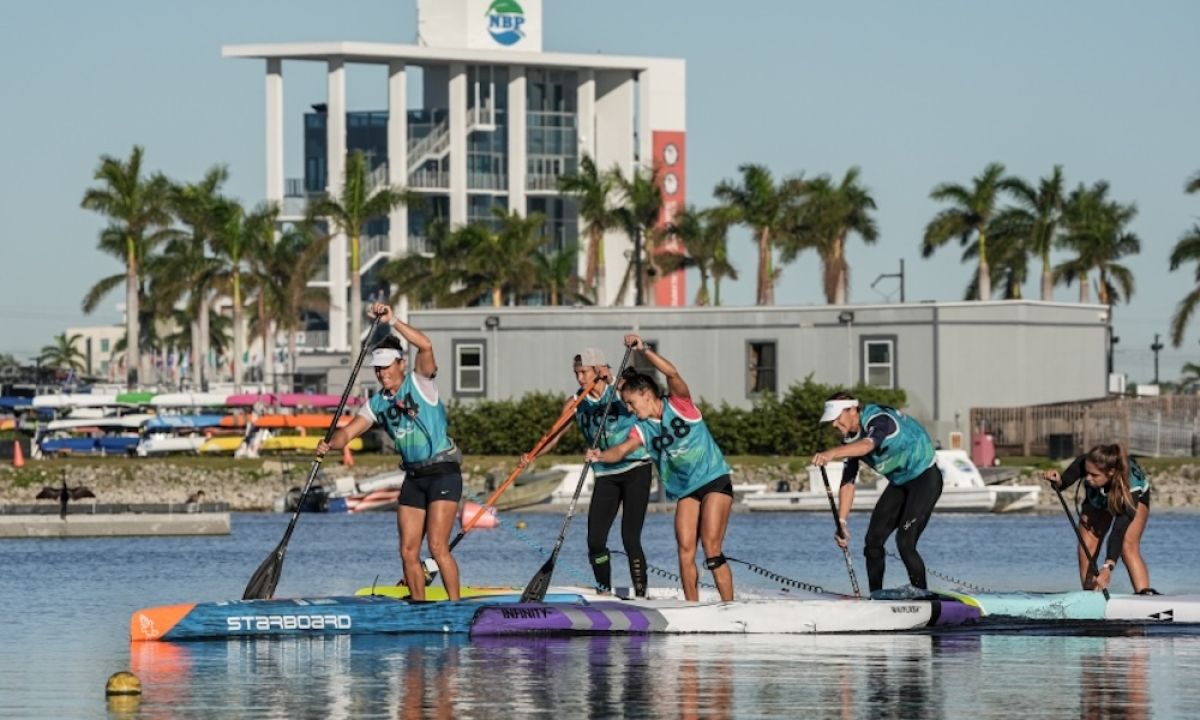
[1,0,1197,383]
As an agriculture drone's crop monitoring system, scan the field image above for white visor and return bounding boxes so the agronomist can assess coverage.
[820,399,859,423]
[371,348,404,367]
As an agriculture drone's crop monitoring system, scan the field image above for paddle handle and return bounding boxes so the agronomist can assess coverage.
[1053,485,1110,601]
[451,379,599,546]
[820,465,861,598]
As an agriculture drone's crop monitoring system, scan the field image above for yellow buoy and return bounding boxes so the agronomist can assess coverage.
[105,671,141,696]
[515,519,528,530]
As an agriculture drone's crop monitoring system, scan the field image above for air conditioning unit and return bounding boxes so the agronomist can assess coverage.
[948,431,964,450]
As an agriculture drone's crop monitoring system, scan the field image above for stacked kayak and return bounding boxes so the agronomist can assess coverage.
[130,590,977,641]
[939,589,1200,623]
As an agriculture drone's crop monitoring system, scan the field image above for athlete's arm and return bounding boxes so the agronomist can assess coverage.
[317,415,373,456]
[625,334,691,400]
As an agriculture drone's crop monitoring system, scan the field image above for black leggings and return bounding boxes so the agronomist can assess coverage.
[864,464,943,592]
[587,463,652,593]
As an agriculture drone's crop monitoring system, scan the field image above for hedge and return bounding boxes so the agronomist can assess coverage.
[447,377,906,457]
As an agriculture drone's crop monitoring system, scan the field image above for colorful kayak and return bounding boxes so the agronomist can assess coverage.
[130,591,976,641]
[939,589,1200,623]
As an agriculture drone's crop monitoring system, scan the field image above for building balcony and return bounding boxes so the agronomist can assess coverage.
[527,173,563,192]
[468,171,508,191]
[409,169,450,190]
[408,235,435,257]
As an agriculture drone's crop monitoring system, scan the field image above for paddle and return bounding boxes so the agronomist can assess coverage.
[520,345,634,603]
[1052,484,1110,601]
[242,317,381,600]
[819,465,862,598]
[452,378,599,548]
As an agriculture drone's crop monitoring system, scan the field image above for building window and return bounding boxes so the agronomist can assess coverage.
[747,341,777,395]
[100,339,110,353]
[454,340,486,397]
[862,337,897,389]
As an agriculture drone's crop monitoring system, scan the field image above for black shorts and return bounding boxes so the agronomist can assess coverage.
[682,474,733,502]
[399,470,463,509]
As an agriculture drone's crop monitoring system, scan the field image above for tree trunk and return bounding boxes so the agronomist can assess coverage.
[713,278,722,307]
[349,232,362,361]
[232,273,243,391]
[695,270,710,307]
[190,317,201,390]
[125,256,139,389]
[198,292,210,391]
[758,227,773,306]
[258,293,271,392]
[1041,253,1053,301]
[1079,273,1090,304]
[613,260,633,306]
[492,287,502,307]
[977,229,991,301]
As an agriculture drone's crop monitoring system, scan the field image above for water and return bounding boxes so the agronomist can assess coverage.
[3,510,1199,718]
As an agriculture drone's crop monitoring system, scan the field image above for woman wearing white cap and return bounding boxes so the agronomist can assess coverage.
[318,302,462,600]
[812,391,942,594]
[531,347,653,596]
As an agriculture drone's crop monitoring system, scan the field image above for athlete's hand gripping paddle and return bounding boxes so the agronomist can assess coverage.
[820,465,862,598]
[1053,484,1110,600]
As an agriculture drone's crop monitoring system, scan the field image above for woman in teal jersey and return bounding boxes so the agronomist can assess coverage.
[532,348,653,596]
[586,334,735,601]
[1045,443,1155,594]
[813,392,942,594]
[318,302,462,601]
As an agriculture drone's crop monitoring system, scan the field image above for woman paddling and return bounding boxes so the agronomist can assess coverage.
[317,303,463,601]
[1044,443,1156,594]
[531,347,653,597]
[585,334,735,602]
[812,392,942,594]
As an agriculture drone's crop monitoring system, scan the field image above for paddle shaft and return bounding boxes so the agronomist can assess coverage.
[819,465,862,598]
[520,346,634,603]
[1053,485,1111,601]
[242,317,380,600]
[450,379,600,547]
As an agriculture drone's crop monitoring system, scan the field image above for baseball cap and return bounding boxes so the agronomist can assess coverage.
[574,347,607,367]
[820,399,859,423]
[371,347,405,367]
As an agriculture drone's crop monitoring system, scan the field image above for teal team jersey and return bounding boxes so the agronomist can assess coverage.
[361,372,453,463]
[1085,457,1150,513]
[848,404,936,486]
[575,384,650,477]
[632,396,731,501]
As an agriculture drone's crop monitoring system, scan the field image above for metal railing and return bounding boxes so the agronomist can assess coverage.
[408,168,450,189]
[526,172,562,191]
[407,235,434,257]
[468,171,508,191]
[971,396,1200,458]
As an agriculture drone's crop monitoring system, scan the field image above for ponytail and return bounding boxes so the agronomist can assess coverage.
[1085,443,1133,515]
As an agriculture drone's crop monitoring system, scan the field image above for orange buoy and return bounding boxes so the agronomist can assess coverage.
[460,501,498,529]
[11,439,24,468]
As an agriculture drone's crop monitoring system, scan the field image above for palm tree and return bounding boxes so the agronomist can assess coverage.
[1180,362,1200,390]
[786,167,878,304]
[534,244,590,306]
[611,165,664,306]
[382,221,472,308]
[80,146,176,387]
[464,209,546,307]
[307,150,418,358]
[993,166,1066,301]
[922,162,1018,301]
[39,333,86,373]
[210,201,275,389]
[1056,182,1140,306]
[1169,173,1200,346]
[254,225,329,389]
[714,164,806,306]
[664,206,739,306]
[557,155,617,303]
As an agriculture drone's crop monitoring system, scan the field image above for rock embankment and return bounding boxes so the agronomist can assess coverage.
[1,459,1197,511]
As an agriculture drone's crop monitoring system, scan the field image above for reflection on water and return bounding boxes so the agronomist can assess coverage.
[122,630,1200,719]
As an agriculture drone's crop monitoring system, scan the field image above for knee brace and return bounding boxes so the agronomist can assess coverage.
[704,554,727,571]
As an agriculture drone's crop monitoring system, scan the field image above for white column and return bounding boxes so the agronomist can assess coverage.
[448,62,467,226]
[507,66,526,216]
[327,58,348,351]
[387,61,410,322]
[575,69,596,295]
[265,59,284,203]
[637,70,652,171]
[594,71,635,306]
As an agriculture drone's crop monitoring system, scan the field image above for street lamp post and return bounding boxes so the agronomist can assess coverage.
[1151,334,1164,385]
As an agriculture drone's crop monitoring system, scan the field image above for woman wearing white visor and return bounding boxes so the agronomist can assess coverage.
[318,302,462,600]
[812,391,942,594]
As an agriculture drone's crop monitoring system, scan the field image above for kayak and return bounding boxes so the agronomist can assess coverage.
[130,591,978,641]
[938,589,1200,623]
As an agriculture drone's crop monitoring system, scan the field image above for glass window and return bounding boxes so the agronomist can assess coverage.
[747,341,777,395]
[100,339,110,353]
[863,339,895,389]
[454,341,486,397]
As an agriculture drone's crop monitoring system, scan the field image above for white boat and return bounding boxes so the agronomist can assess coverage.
[743,450,1041,513]
[150,392,229,408]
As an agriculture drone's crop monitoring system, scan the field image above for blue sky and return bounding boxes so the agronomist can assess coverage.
[1,1,1197,382]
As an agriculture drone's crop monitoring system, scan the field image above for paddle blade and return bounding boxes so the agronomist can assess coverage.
[242,545,286,600]
[519,557,555,603]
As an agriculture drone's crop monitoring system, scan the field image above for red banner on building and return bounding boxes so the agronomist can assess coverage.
[652,130,686,307]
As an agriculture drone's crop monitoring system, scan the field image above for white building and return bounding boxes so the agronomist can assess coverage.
[223,0,688,353]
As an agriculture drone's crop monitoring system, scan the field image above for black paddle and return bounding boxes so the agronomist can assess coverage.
[819,465,862,598]
[520,345,634,603]
[242,316,381,600]
[1052,484,1110,601]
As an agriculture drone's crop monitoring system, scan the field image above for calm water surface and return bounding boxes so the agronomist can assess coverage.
[3,510,1200,718]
